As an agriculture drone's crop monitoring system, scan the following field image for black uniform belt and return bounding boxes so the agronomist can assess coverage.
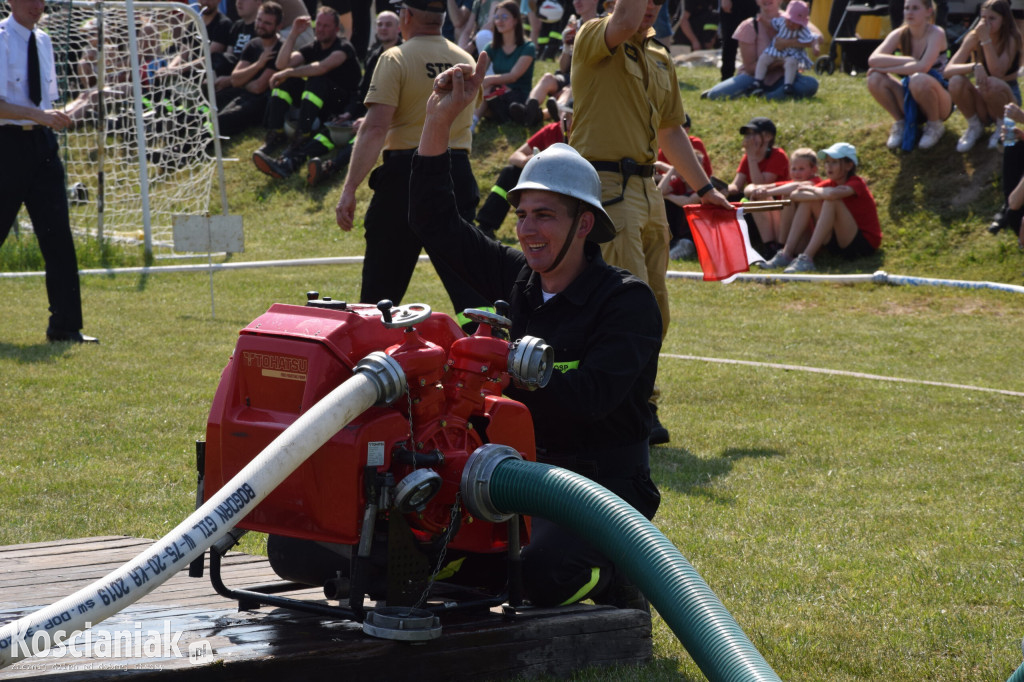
[0,124,40,133]
[383,148,469,160]
[591,158,656,207]
[590,159,655,177]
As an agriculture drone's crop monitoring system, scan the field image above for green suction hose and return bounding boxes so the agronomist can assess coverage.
[461,446,780,682]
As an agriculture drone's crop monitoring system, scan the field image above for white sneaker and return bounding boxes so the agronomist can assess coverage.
[669,239,696,260]
[988,128,1003,149]
[886,120,905,149]
[956,118,983,152]
[919,121,945,149]
[783,253,816,273]
[756,250,793,270]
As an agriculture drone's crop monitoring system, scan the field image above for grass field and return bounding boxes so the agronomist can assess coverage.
[1,62,1023,680]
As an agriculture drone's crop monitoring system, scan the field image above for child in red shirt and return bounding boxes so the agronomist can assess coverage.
[726,117,789,254]
[759,142,881,272]
[744,147,819,253]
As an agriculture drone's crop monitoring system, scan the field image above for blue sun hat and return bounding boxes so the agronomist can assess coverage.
[818,142,858,165]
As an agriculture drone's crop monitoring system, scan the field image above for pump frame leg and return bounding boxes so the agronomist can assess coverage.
[208,548,363,620]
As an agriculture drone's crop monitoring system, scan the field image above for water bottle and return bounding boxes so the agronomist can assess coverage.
[1004,116,1017,147]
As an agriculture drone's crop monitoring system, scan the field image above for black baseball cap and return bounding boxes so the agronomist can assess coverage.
[739,117,776,136]
[391,0,446,11]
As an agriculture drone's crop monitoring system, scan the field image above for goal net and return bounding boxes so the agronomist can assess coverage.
[1,0,228,254]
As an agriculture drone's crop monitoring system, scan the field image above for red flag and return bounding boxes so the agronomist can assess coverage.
[683,205,763,282]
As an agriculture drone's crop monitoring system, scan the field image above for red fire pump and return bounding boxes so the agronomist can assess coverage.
[192,294,553,634]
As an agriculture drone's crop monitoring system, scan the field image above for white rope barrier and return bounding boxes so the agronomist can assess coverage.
[660,353,1024,398]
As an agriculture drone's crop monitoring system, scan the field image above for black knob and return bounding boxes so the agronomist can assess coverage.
[495,300,510,318]
[377,299,394,325]
[306,291,319,301]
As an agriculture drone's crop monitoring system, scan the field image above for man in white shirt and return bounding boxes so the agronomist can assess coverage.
[0,0,97,343]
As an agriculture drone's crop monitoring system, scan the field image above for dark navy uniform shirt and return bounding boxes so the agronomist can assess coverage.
[408,151,661,462]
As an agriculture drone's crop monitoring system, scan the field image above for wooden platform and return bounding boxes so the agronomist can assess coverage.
[0,537,652,680]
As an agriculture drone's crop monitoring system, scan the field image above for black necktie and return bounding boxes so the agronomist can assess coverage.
[28,31,41,106]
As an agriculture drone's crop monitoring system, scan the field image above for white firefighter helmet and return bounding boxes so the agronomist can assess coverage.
[539,0,564,22]
[507,142,616,243]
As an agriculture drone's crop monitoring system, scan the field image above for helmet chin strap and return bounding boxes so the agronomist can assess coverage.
[544,201,583,274]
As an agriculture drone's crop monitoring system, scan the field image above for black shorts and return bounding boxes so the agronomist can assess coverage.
[827,228,875,259]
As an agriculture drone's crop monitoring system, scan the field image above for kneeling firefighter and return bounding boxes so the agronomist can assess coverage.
[409,54,662,607]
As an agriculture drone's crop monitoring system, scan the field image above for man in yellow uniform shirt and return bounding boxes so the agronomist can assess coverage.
[569,0,730,443]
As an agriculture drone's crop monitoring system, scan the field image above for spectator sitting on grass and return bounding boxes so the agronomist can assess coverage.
[986,102,1024,248]
[866,0,952,151]
[472,0,535,129]
[215,1,283,138]
[251,8,361,180]
[943,0,1022,153]
[743,147,818,254]
[759,142,881,273]
[305,11,402,187]
[749,0,819,98]
[726,116,789,256]
[702,0,820,101]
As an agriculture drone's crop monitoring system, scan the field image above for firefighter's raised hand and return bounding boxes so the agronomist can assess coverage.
[428,53,489,123]
[419,53,490,156]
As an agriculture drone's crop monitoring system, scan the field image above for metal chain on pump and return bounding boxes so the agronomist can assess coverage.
[413,492,461,609]
[403,381,417,466]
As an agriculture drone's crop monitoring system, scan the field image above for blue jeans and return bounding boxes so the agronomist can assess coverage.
[654,3,672,39]
[705,72,819,100]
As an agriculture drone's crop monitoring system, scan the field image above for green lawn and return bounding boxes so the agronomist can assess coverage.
[1,62,1023,681]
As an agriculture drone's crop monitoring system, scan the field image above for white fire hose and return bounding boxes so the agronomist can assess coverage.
[0,351,405,669]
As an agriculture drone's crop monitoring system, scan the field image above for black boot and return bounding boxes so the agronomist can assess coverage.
[524,98,542,127]
[306,157,328,186]
[988,203,1008,234]
[593,573,650,613]
[306,145,351,186]
[508,101,528,125]
[253,150,295,179]
[545,97,560,124]
[991,204,1023,235]
[649,403,669,446]
[258,129,287,155]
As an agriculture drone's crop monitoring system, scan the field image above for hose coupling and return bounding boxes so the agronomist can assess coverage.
[507,336,553,391]
[460,444,523,522]
[354,351,407,405]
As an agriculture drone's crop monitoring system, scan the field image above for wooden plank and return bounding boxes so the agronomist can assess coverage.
[0,557,278,592]
[0,538,652,681]
[0,538,150,560]
[0,537,134,554]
